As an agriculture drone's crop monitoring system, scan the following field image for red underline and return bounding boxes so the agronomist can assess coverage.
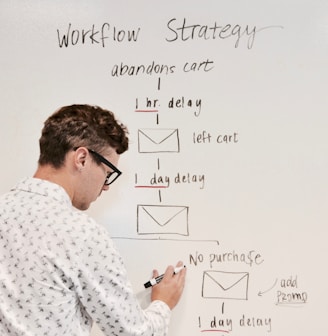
[201,330,229,333]
[135,109,159,112]
[135,185,168,189]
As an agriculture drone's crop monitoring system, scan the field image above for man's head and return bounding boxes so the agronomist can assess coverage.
[38,104,129,167]
[35,104,129,210]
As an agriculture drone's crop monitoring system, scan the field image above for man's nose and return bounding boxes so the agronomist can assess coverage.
[102,184,110,191]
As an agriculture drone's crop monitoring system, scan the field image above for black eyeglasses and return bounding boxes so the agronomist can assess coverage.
[87,148,122,186]
[74,147,121,185]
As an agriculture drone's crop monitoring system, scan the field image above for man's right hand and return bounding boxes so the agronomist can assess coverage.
[150,261,186,310]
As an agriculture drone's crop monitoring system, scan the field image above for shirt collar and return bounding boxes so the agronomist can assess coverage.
[13,177,72,207]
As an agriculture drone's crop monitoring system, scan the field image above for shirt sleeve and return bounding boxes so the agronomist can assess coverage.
[144,300,171,336]
[66,216,171,336]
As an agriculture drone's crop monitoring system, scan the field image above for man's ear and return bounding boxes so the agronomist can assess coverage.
[74,147,88,170]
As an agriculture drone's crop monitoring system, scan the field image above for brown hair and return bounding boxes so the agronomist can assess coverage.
[38,104,129,168]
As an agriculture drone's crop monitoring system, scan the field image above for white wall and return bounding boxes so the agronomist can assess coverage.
[1,1,328,335]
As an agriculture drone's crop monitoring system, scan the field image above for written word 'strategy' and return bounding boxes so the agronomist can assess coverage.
[57,18,283,50]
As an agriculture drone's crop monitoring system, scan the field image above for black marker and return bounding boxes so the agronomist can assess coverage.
[144,265,186,288]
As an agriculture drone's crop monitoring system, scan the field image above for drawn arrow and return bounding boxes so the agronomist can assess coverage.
[258,278,278,296]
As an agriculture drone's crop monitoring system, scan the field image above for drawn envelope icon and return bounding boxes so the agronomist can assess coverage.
[137,204,189,236]
[202,271,249,300]
[138,128,180,153]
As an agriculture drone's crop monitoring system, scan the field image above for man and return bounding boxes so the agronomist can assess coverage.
[0,104,186,335]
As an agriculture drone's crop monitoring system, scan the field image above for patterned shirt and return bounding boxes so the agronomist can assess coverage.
[0,177,171,335]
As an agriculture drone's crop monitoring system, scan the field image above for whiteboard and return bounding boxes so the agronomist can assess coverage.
[1,1,328,335]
